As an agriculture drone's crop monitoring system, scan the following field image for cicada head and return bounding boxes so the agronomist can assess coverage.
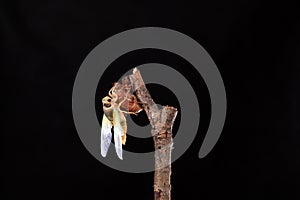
[102,96,112,108]
[102,96,115,121]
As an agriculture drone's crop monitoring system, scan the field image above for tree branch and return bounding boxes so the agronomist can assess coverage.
[127,68,178,200]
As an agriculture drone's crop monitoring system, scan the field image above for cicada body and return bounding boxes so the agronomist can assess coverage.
[101,96,127,160]
[101,82,142,160]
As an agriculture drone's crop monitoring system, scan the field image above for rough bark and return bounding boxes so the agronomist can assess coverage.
[126,68,178,200]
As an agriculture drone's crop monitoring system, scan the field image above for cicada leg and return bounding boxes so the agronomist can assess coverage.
[120,110,138,115]
[108,83,118,98]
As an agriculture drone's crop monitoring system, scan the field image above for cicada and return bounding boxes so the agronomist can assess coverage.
[101,83,142,160]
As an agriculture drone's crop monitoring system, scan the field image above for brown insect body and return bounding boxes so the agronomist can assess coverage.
[120,94,143,114]
[110,82,143,114]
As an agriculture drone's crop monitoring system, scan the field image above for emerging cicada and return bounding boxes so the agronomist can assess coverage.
[101,83,142,160]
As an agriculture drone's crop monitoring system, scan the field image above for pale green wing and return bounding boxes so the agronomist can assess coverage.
[113,108,123,160]
[101,114,112,157]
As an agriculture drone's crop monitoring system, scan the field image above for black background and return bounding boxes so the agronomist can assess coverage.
[2,0,299,199]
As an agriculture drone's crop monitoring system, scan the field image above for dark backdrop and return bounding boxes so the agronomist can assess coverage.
[1,1,299,199]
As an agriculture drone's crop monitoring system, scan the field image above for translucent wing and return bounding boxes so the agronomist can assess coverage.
[101,114,112,157]
[113,108,124,160]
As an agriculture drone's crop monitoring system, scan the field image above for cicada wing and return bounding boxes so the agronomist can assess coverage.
[101,114,112,157]
[113,108,124,160]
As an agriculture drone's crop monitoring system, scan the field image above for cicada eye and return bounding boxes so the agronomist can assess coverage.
[103,102,111,108]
